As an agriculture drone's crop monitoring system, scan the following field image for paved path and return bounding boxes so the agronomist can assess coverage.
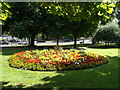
[0,40,92,47]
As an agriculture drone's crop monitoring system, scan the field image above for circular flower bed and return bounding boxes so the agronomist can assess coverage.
[8,49,108,71]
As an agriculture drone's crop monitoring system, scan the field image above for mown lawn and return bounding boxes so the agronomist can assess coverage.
[1,47,119,89]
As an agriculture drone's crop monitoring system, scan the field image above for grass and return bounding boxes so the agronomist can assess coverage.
[1,46,119,88]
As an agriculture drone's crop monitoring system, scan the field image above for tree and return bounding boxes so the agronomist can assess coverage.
[92,22,120,45]
[40,2,115,48]
[2,2,69,46]
[3,2,52,46]
[2,2,116,47]
[64,20,98,48]
[10,19,43,46]
[42,14,69,46]
[5,2,43,46]
[1,2,116,22]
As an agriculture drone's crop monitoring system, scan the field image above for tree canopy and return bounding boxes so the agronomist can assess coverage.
[1,2,118,48]
[3,2,49,46]
[1,2,116,22]
[0,3,11,21]
[92,22,120,45]
[40,2,115,23]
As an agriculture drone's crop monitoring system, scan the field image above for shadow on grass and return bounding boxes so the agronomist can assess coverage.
[27,56,119,88]
[2,56,119,89]
[1,81,26,88]
[1,44,120,56]
[76,44,120,49]
[1,45,85,56]
[1,46,55,55]
[27,56,118,88]
[88,45,120,49]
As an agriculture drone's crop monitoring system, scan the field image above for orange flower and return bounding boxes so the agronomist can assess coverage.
[17,52,25,56]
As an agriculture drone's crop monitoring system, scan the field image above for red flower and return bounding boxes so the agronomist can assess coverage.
[44,54,47,57]
[34,59,41,63]
[35,61,41,63]
[34,59,39,61]
[54,56,57,58]
[25,60,33,63]
[30,50,33,52]
[76,55,80,57]
[17,52,25,56]
[19,56,26,60]
[49,61,55,64]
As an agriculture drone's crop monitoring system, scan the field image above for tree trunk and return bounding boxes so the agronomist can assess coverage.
[108,41,110,46]
[28,38,31,45]
[29,36,35,47]
[82,37,85,44]
[97,41,99,44]
[92,38,95,44]
[74,34,77,49]
[57,36,59,46]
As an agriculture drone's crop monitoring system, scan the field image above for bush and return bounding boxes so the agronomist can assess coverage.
[8,49,108,71]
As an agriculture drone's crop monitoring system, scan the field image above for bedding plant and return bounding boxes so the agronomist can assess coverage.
[8,48,108,71]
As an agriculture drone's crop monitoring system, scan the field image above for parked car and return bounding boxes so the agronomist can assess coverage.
[37,40,46,43]
[0,40,9,45]
[18,41,27,45]
[63,39,71,42]
[79,41,84,44]
[8,39,20,42]
[83,40,92,44]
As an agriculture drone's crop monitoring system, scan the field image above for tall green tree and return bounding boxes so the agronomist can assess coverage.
[92,22,120,45]
[3,2,50,46]
[64,20,97,48]
[2,2,116,47]
[42,14,69,45]
[40,2,115,48]
[2,2,69,46]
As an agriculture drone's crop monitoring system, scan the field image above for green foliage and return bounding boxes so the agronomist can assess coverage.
[2,2,116,47]
[41,14,68,39]
[10,20,33,39]
[63,20,98,48]
[93,22,120,45]
[116,1,120,9]
[3,2,70,46]
[0,3,12,21]
[40,2,115,23]
[39,2,115,48]
[66,20,98,37]
[4,2,55,46]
